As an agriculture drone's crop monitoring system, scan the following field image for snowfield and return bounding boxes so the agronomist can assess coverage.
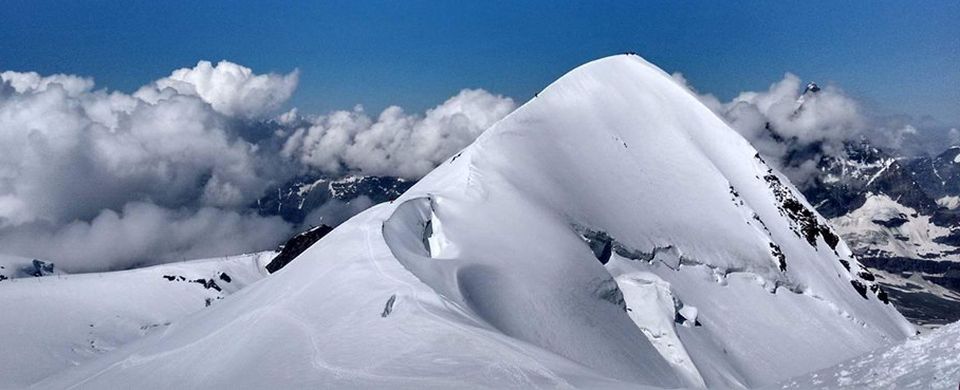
[0,252,273,389]
[9,55,945,388]
[777,320,960,389]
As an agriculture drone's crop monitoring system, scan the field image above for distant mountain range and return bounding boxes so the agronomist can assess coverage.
[255,174,412,225]
[800,141,960,326]
[755,83,960,327]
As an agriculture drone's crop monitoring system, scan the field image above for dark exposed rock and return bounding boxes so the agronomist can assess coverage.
[762,171,836,250]
[932,229,960,247]
[594,278,627,311]
[573,225,677,265]
[752,213,770,232]
[769,242,787,272]
[872,216,909,228]
[163,275,222,291]
[265,225,334,273]
[931,208,960,228]
[191,278,221,292]
[868,284,890,304]
[850,280,869,299]
[926,275,960,291]
[381,294,397,318]
[22,259,55,277]
[596,240,613,265]
[817,225,840,250]
[219,272,232,283]
[728,185,740,198]
[674,312,703,327]
[877,288,889,304]
[838,259,851,272]
[579,229,614,265]
[421,220,434,256]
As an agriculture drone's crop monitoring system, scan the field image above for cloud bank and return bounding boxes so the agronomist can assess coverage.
[0,62,514,271]
[0,203,292,272]
[0,64,282,228]
[672,72,954,186]
[280,89,515,179]
[2,60,946,272]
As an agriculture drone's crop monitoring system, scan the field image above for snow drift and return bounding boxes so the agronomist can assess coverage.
[31,55,914,389]
[777,321,960,389]
[0,252,272,389]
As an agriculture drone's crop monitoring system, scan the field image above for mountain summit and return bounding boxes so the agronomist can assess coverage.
[38,55,913,389]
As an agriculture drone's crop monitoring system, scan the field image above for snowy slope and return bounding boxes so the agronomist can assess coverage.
[776,320,960,389]
[35,55,913,389]
[0,252,272,389]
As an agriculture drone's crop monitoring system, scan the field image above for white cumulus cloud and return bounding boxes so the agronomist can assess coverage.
[136,60,299,118]
[0,71,95,97]
[0,62,303,270]
[0,202,292,272]
[281,88,515,179]
[0,73,279,227]
[0,62,516,271]
[676,72,864,159]
[674,72,873,184]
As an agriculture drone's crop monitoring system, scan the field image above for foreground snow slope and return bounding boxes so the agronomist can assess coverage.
[37,55,913,389]
[777,320,960,389]
[0,252,271,389]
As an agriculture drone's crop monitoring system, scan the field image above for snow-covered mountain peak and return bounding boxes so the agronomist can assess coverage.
[35,55,914,389]
[457,55,897,301]
[794,81,821,108]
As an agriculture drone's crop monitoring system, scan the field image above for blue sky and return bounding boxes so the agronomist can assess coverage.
[2,1,958,124]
